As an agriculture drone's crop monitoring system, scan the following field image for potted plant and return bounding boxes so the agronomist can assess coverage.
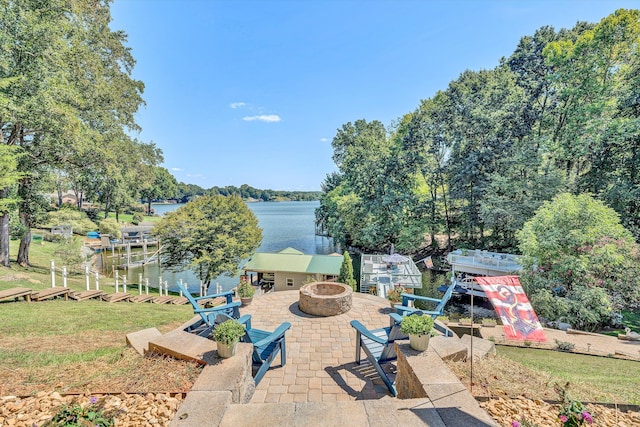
[400,314,434,351]
[212,319,246,358]
[237,277,256,306]
[386,286,406,307]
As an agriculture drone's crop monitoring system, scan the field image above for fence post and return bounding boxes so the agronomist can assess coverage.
[179,279,184,297]
[158,277,163,296]
[145,278,149,295]
[94,271,99,290]
[216,282,221,294]
[164,281,168,296]
[123,275,127,294]
[85,265,90,291]
[115,270,119,293]
[50,260,55,288]
[62,267,67,288]
[199,280,204,297]
[138,273,143,295]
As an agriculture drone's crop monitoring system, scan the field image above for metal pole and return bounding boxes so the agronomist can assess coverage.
[50,260,55,288]
[470,286,474,395]
[62,267,67,288]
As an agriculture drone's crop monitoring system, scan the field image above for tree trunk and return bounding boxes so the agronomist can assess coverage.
[16,211,31,267]
[0,211,9,267]
[147,198,152,216]
[57,182,63,207]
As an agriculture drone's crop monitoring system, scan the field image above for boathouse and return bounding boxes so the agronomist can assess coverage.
[242,248,342,292]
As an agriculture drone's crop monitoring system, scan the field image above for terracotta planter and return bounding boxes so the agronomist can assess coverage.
[240,297,253,306]
[216,341,238,358]
[409,334,430,351]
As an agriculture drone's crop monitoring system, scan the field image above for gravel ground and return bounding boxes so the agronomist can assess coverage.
[1,392,184,426]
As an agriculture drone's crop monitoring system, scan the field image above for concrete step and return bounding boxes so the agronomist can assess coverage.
[148,330,217,365]
[430,335,468,361]
[169,391,232,427]
[460,334,496,361]
[126,327,162,355]
[218,399,447,427]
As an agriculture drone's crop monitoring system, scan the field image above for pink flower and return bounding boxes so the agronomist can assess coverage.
[511,422,521,427]
[559,415,568,423]
[582,411,593,424]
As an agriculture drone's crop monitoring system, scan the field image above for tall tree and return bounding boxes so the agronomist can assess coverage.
[153,195,262,286]
[140,167,179,215]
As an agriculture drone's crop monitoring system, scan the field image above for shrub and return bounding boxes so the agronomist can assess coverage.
[212,319,246,345]
[555,339,575,352]
[400,314,434,336]
[46,208,97,235]
[386,286,406,303]
[99,218,121,239]
[48,396,114,426]
[132,213,144,225]
[237,277,255,298]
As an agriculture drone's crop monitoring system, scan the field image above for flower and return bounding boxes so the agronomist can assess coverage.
[89,396,98,404]
[511,422,521,427]
[559,415,568,423]
[582,412,593,424]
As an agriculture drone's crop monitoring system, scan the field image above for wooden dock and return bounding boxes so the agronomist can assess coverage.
[69,290,105,301]
[102,292,131,303]
[31,288,69,301]
[0,287,32,302]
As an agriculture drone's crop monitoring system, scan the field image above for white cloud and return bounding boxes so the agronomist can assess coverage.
[230,102,246,109]
[242,115,281,123]
[171,167,183,172]
[320,138,329,142]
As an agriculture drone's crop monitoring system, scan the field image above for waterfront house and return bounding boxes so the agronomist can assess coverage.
[243,248,342,292]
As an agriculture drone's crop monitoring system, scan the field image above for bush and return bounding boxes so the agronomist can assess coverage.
[237,277,255,298]
[400,314,434,336]
[99,218,121,239]
[46,208,97,235]
[211,319,246,345]
[132,213,144,225]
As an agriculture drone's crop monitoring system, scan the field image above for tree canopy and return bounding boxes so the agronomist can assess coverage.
[517,193,640,330]
[317,9,640,256]
[153,195,262,285]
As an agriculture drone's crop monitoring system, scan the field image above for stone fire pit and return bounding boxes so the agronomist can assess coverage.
[298,282,353,317]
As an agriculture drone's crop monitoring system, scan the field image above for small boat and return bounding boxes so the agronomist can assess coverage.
[618,328,640,341]
[438,276,487,298]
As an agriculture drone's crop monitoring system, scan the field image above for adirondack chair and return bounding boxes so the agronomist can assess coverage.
[177,282,250,337]
[244,320,291,385]
[394,279,457,318]
[350,312,414,396]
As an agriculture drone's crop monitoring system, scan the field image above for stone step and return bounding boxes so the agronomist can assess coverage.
[218,399,447,427]
[148,329,217,365]
[460,334,496,361]
[169,391,232,427]
[126,327,162,355]
[430,335,468,362]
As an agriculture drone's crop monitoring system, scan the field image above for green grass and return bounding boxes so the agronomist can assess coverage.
[498,346,640,404]
[105,212,161,223]
[0,300,192,336]
[0,347,123,368]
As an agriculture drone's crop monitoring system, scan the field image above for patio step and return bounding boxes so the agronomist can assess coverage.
[217,399,447,427]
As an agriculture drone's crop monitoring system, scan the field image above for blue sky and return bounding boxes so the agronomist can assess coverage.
[110,0,638,191]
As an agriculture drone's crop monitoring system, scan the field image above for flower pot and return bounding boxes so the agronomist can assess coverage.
[216,341,238,358]
[409,334,430,351]
[240,297,253,306]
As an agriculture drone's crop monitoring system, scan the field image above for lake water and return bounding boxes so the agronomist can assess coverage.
[115,201,336,293]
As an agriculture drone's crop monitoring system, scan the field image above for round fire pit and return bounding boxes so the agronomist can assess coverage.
[299,282,353,317]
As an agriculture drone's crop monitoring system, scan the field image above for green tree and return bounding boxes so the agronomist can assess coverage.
[140,167,178,215]
[517,193,640,330]
[337,252,357,291]
[0,145,24,266]
[153,195,262,286]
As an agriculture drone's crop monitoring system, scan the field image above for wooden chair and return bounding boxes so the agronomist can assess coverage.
[350,312,412,396]
[394,280,457,318]
[177,282,249,337]
[243,320,291,385]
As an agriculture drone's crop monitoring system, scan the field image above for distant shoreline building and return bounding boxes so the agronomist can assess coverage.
[243,248,342,292]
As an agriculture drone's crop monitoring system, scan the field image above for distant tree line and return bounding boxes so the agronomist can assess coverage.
[174,183,321,203]
[317,9,640,255]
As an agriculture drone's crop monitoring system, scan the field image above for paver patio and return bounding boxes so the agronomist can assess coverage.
[238,290,397,403]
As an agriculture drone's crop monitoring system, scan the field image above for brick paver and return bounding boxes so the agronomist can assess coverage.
[239,291,395,403]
